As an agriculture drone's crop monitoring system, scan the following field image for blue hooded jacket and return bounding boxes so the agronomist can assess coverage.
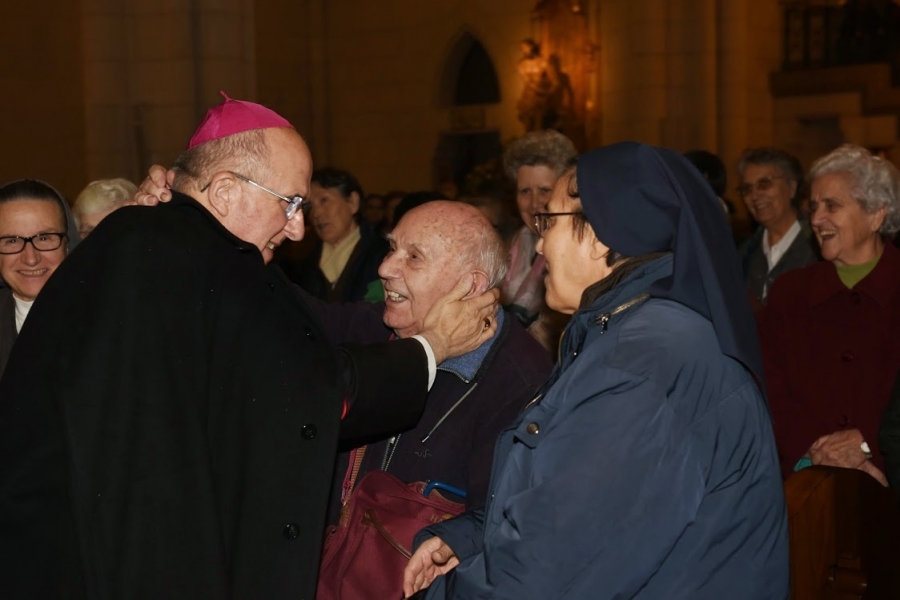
[416,143,788,600]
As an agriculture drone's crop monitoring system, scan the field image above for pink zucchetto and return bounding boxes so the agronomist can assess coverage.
[187,91,293,150]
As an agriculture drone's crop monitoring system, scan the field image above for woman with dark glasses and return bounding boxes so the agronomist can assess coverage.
[0,179,78,377]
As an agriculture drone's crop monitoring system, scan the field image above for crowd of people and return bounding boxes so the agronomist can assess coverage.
[0,93,898,599]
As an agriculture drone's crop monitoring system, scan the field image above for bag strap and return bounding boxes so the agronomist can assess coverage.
[341,445,368,506]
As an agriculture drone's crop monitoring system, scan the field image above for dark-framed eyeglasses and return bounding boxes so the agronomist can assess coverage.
[736,175,785,198]
[534,211,582,237]
[0,232,67,255]
[229,172,308,219]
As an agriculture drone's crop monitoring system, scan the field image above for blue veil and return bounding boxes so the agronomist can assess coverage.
[576,142,764,387]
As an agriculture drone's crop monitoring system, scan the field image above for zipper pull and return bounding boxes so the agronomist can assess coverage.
[596,313,610,332]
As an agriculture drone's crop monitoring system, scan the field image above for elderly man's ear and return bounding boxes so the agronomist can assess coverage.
[466,271,491,299]
[205,172,242,218]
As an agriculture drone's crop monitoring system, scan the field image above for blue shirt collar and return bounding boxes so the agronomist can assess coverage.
[437,309,505,383]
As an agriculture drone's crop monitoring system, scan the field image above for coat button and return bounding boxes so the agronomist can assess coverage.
[304,327,316,340]
[838,415,851,427]
[301,424,317,440]
[526,422,540,435]
[849,291,861,305]
[841,351,855,362]
[283,523,300,540]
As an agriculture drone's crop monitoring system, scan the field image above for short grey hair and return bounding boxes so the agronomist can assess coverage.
[73,178,137,220]
[459,225,508,290]
[809,144,900,237]
[504,130,577,181]
[736,147,805,206]
[171,129,270,191]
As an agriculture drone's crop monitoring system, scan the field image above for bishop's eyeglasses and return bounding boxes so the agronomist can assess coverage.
[229,172,308,220]
[201,172,308,220]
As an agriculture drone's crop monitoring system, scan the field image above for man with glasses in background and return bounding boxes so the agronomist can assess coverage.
[735,147,820,308]
[0,95,496,599]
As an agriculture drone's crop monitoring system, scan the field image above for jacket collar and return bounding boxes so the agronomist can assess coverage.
[562,255,673,357]
[534,256,673,400]
[807,241,900,309]
[168,191,263,258]
[438,309,507,383]
[581,254,674,317]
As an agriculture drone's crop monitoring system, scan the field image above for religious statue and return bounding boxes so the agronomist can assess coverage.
[520,0,593,146]
[516,40,575,132]
[516,39,551,132]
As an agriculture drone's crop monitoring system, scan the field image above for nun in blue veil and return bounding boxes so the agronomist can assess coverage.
[404,142,789,600]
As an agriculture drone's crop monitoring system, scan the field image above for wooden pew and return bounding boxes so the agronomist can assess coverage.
[785,466,900,599]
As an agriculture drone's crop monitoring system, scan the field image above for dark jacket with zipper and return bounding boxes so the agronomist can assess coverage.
[297,294,552,521]
[738,219,819,307]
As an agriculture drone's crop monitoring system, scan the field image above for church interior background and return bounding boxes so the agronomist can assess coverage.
[3,0,900,228]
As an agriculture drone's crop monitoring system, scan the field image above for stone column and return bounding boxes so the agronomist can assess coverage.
[307,0,331,165]
[600,0,668,145]
[716,0,781,223]
[0,0,86,198]
[81,0,256,183]
[662,0,717,151]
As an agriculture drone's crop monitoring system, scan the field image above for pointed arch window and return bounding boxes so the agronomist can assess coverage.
[440,32,500,107]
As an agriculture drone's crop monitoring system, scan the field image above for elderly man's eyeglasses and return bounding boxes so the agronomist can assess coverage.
[534,211,581,237]
[0,232,67,255]
[736,175,785,198]
[229,172,308,219]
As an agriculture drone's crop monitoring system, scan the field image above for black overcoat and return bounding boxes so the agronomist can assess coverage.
[0,194,426,599]
[0,287,15,379]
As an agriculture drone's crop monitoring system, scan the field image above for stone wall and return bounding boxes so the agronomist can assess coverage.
[0,0,795,205]
[0,1,87,199]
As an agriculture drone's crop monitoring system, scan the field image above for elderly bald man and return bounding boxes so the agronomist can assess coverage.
[315,200,552,600]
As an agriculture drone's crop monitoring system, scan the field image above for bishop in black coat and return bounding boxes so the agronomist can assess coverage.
[0,193,428,599]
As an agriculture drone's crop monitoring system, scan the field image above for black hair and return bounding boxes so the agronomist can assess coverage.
[684,150,727,197]
[736,147,805,207]
[0,179,68,229]
[311,168,365,203]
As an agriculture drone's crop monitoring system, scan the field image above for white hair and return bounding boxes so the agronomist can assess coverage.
[809,144,900,237]
[73,178,137,221]
[460,227,508,290]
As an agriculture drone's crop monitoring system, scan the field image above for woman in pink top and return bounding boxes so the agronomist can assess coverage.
[501,130,575,357]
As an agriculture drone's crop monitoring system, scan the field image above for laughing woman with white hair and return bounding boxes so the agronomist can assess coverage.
[758,144,900,485]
